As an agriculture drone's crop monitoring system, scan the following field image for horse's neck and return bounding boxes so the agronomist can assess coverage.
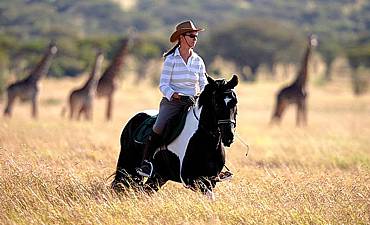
[198,105,218,132]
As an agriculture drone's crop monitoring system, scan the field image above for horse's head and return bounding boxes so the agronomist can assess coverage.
[199,74,239,147]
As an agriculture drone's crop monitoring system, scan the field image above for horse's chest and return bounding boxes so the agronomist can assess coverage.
[166,110,199,163]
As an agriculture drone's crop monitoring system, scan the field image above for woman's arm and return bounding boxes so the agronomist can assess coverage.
[198,57,208,92]
[159,56,176,101]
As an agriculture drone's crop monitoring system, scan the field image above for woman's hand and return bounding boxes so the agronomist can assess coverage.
[171,92,181,100]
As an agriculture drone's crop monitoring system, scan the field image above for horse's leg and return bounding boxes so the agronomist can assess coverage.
[112,143,144,192]
[111,168,143,192]
[112,112,151,193]
[191,177,216,200]
[144,175,167,194]
[112,143,143,192]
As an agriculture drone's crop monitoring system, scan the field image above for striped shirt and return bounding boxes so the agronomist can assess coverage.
[159,47,207,100]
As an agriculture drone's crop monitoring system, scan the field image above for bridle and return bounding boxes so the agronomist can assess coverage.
[193,89,237,140]
[214,89,237,129]
[218,119,236,128]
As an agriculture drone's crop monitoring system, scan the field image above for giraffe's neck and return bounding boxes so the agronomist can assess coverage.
[26,49,56,83]
[82,54,104,91]
[100,39,128,82]
[293,44,311,89]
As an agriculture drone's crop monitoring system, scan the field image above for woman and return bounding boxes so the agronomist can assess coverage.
[136,20,208,177]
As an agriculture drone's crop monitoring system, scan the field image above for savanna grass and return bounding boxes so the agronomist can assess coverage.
[0,74,369,224]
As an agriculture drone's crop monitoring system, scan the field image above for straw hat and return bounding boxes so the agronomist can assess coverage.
[169,20,205,43]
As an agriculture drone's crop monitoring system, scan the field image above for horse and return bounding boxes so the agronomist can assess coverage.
[111,74,239,197]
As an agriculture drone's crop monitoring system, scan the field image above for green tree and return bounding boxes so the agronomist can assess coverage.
[0,50,9,98]
[316,33,342,81]
[346,35,370,95]
[207,19,303,81]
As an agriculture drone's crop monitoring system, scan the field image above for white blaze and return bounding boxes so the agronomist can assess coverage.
[224,96,232,106]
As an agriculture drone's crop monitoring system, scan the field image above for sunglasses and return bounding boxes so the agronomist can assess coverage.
[184,34,198,39]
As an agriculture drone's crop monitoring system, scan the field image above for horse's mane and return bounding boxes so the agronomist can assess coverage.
[198,79,227,108]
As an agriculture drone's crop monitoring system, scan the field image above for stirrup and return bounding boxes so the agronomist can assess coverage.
[218,171,233,181]
[136,160,153,177]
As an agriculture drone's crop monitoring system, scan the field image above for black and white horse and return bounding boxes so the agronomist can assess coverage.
[112,75,239,197]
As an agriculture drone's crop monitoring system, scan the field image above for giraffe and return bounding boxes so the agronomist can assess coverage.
[270,35,318,126]
[96,37,130,121]
[3,42,58,118]
[64,51,104,120]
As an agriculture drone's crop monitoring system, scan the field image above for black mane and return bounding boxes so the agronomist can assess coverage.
[198,79,228,108]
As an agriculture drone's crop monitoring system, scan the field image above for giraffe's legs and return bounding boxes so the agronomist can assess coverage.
[77,106,84,121]
[85,105,93,121]
[297,100,307,126]
[4,91,16,117]
[106,95,113,121]
[69,105,74,120]
[271,98,287,125]
[31,96,38,119]
[302,101,307,126]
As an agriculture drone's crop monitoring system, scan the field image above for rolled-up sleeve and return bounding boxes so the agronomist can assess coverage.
[198,58,208,92]
[159,57,175,101]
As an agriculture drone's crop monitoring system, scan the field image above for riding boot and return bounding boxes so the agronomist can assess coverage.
[136,130,161,177]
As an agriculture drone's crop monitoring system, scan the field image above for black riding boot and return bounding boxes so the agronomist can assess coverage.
[136,130,161,177]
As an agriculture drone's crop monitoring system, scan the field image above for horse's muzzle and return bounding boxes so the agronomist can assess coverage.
[222,136,234,147]
[219,123,235,147]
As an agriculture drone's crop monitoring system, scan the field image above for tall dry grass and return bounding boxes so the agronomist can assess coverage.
[0,73,369,224]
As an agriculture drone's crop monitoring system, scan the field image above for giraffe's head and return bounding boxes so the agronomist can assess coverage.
[309,34,318,48]
[95,50,105,64]
[48,41,58,55]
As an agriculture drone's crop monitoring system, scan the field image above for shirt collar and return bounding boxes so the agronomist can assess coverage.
[174,47,180,56]
[174,47,197,58]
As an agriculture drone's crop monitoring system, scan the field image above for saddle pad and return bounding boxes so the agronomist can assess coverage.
[134,108,189,145]
[134,115,157,144]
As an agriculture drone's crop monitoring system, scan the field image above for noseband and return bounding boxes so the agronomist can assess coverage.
[218,119,236,128]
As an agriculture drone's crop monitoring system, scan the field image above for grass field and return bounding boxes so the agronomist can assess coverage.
[0,73,369,224]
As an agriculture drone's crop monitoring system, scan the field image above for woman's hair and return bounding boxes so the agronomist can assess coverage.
[163,43,180,58]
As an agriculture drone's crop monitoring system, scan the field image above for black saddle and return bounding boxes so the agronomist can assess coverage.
[134,105,192,146]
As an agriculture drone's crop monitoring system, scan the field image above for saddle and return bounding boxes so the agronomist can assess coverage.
[134,105,192,146]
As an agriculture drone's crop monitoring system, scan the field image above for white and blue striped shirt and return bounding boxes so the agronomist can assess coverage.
[159,48,207,100]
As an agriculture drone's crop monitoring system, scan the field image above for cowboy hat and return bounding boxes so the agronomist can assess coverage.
[169,20,205,43]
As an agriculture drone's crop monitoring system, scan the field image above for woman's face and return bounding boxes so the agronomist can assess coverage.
[180,31,198,48]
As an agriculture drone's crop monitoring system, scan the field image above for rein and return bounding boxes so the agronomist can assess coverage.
[192,107,220,140]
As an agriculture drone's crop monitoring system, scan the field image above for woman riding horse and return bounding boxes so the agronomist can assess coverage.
[112,73,239,197]
[136,20,208,177]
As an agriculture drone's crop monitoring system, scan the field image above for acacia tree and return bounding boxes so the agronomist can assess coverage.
[0,50,9,98]
[316,33,342,81]
[207,19,303,81]
[131,35,167,83]
[346,36,370,95]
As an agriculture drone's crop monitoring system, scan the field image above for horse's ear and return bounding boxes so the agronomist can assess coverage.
[226,74,239,89]
[206,73,216,86]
